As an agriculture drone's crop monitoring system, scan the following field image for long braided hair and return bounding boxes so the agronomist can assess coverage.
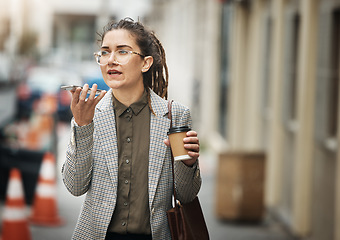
[98,18,169,112]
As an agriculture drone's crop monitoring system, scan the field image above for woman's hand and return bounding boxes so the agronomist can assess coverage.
[164,130,200,167]
[70,84,107,126]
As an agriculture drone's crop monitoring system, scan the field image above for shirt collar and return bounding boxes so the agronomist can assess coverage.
[112,90,149,117]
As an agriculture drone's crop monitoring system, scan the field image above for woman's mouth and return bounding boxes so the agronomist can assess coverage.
[107,69,122,75]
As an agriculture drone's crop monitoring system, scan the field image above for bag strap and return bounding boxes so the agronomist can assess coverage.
[167,100,179,206]
[168,99,173,128]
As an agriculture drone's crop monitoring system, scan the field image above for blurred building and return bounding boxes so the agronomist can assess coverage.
[0,0,152,127]
[145,0,221,130]
[147,0,340,240]
[0,0,152,65]
[224,1,339,240]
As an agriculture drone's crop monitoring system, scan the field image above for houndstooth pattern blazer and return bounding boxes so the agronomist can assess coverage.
[62,89,202,240]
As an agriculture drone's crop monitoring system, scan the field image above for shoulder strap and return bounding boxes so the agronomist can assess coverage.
[168,99,173,127]
[167,100,178,205]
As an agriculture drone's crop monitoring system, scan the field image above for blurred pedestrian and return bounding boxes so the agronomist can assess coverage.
[62,17,201,240]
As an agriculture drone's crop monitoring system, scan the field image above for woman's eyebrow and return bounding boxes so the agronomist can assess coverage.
[100,45,132,50]
[117,44,132,49]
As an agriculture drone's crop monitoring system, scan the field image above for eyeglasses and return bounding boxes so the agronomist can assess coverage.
[94,49,145,66]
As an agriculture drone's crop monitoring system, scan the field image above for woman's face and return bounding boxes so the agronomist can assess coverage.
[99,29,152,92]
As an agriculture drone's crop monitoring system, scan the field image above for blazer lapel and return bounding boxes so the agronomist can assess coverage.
[148,90,170,207]
[95,90,119,187]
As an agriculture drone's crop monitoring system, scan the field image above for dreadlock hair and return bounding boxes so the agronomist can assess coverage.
[98,18,169,113]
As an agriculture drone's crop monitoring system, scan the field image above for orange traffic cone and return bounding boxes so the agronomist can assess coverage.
[30,152,64,226]
[1,168,31,240]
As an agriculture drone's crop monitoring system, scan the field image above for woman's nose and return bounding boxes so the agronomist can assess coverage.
[108,52,119,65]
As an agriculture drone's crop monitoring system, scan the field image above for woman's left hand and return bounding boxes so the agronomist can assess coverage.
[164,130,200,167]
[183,130,200,166]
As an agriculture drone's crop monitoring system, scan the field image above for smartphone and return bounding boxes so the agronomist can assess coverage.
[60,85,103,95]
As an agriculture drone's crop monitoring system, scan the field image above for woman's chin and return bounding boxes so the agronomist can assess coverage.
[105,79,124,89]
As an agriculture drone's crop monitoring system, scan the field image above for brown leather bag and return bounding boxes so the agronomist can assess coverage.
[166,100,210,240]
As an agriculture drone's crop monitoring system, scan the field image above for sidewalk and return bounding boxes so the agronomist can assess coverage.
[25,123,294,239]
[198,151,295,240]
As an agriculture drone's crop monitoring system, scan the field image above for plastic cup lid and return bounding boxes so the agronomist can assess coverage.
[167,126,191,135]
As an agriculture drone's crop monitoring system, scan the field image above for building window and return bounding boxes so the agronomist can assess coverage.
[283,13,300,130]
[328,9,340,137]
[288,14,300,121]
[218,4,232,137]
[262,17,272,117]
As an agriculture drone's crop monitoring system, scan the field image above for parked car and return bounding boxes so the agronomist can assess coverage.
[16,66,83,121]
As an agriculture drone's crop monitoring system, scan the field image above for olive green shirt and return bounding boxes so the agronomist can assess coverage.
[107,90,151,234]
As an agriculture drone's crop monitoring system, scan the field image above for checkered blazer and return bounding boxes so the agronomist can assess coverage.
[62,89,202,240]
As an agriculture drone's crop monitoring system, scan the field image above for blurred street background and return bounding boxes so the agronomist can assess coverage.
[0,0,339,240]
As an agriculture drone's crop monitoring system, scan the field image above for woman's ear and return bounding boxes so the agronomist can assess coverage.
[142,56,154,72]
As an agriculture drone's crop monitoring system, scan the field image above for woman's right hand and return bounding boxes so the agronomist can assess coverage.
[70,84,107,126]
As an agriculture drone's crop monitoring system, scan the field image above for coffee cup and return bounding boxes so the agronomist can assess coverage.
[167,126,192,161]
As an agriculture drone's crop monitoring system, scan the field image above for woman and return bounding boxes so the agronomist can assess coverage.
[62,18,201,240]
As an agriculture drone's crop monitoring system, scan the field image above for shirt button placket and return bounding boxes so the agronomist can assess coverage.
[126,108,132,122]
[122,107,132,231]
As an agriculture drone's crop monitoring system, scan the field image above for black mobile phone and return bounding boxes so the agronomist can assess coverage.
[60,85,103,95]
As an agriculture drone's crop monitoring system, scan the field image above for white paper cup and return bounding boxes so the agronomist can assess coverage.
[167,126,192,161]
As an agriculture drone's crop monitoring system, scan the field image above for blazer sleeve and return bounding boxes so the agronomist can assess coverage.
[171,102,202,204]
[61,119,94,196]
